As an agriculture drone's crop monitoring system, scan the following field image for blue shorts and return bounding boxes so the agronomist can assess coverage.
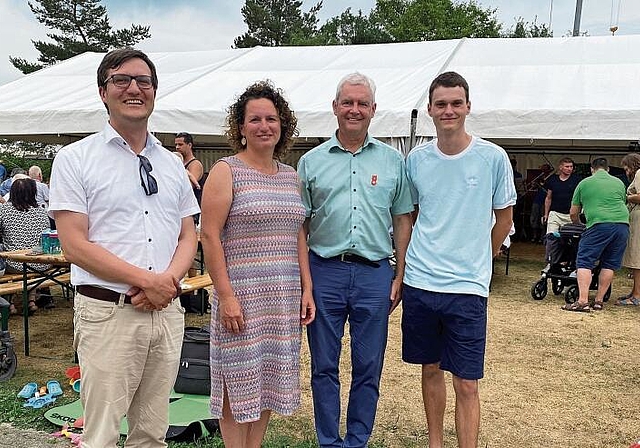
[401,284,487,380]
[576,223,629,271]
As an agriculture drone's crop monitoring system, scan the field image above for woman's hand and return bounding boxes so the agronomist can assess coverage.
[219,295,245,333]
[300,289,315,326]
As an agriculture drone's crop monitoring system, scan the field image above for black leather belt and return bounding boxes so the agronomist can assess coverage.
[77,285,132,304]
[329,253,380,268]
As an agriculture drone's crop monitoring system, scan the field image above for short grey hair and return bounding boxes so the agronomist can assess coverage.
[335,72,376,102]
[28,165,42,179]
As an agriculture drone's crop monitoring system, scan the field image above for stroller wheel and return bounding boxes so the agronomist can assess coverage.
[603,285,611,302]
[552,279,564,295]
[530,279,548,300]
[564,285,579,304]
[0,344,17,382]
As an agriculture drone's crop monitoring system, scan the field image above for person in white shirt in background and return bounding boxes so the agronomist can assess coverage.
[28,165,50,209]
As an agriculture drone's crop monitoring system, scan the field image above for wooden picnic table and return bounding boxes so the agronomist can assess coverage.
[0,249,71,356]
[0,248,212,355]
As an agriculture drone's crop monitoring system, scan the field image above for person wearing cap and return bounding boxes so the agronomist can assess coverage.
[562,157,629,312]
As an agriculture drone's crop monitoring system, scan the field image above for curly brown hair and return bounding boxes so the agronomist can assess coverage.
[621,153,640,181]
[225,80,298,159]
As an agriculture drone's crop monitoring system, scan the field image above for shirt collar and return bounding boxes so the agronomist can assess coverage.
[102,122,160,155]
[327,130,374,154]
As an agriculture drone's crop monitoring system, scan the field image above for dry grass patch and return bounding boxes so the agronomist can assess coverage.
[5,243,640,447]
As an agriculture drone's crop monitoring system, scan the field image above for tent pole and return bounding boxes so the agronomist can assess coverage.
[572,0,583,36]
[407,109,418,157]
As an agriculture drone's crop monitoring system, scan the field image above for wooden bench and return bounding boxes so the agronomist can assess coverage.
[0,272,72,297]
[0,272,42,283]
[180,273,212,295]
[179,273,212,315]
[0,271,209,298]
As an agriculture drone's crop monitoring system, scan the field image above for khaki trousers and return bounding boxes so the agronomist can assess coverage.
[74,292,184,448]
[546,211,572,234]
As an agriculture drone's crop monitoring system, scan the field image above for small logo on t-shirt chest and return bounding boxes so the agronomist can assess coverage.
[371,174,378,186]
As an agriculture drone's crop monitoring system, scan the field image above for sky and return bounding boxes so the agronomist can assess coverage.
[0,0,638,86]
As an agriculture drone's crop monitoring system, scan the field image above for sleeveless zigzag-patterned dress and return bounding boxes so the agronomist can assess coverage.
[210,155,306,422]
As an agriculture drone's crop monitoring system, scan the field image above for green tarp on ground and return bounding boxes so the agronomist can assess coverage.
[44,391,219,441]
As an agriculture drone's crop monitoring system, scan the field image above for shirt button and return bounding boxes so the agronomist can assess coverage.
[353,206,356,210]
[145,211,149,215]
[352,171,356,174]
[353,189,356,192]
[351,244,355,248]
[148,267,153,270]
[353,226,357,229]
[148,238,152,242]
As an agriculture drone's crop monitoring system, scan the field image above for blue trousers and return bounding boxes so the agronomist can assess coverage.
[308,252,393,448]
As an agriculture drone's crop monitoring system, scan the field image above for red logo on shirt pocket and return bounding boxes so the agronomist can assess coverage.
[371,174,378,186]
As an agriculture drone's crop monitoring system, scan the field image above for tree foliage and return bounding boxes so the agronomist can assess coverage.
[310,8,392,45]
[234,0,323,47]
[371,0,501,41]
[10,0,150,74]
[0,141,54,180]
[236,0,504,46]
[503,16,552,38]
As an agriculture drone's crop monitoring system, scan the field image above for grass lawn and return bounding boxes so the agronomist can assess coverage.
[1,241,639,447]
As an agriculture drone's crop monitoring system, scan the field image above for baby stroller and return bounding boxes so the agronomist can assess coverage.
[0,296,17,381]
[530,222,611,304]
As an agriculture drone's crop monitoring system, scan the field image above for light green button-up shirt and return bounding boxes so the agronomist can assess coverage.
[298,132,414,261]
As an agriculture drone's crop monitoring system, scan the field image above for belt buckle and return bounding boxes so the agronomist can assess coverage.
[339,253,351,263]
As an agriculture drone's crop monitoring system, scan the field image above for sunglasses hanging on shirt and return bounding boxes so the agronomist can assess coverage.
[138,155,158,196]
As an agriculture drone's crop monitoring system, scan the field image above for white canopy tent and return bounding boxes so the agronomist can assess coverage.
[0,35,638,157]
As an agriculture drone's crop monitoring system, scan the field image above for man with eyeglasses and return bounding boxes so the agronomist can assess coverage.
[49,48,200,448]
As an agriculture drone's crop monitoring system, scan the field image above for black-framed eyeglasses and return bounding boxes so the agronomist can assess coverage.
[138,155,158,196]
[104,74,154,90]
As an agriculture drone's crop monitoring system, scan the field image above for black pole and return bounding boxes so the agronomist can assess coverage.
[572,0,584,36]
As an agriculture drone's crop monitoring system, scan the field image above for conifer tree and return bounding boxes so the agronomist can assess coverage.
[10,0,150,74]
[234,0,322,47]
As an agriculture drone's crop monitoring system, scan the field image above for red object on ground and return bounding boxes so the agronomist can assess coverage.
[65,366,81,381]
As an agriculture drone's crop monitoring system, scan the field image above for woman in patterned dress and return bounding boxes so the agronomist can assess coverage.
[200,80,315,447]
[0,178,50,314]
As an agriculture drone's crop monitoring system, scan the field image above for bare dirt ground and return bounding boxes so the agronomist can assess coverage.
[3,242,640,447]
[0,423,65,447]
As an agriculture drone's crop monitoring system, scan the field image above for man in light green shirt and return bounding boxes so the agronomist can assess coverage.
[298,72,413,448]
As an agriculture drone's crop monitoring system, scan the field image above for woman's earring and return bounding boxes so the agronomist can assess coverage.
[241,136,247,146]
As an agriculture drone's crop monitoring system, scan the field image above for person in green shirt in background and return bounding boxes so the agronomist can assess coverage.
[563,157,629,312]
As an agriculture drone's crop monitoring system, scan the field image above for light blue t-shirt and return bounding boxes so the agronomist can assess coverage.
[404,137,517,297]
[298,132,414,261]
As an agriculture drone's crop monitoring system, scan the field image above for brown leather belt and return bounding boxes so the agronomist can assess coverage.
[77,285,132,304]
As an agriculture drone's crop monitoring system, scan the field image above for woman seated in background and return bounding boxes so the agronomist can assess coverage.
[0,178,51,314]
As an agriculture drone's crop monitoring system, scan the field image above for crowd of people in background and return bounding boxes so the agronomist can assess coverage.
[0,163,52,315]
[0,47,637,448]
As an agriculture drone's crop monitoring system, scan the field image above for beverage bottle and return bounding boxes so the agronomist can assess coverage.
[40,230,51,254]
[49,231,60,254]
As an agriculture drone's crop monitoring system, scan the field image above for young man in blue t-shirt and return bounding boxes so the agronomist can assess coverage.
[403,72,517,448]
